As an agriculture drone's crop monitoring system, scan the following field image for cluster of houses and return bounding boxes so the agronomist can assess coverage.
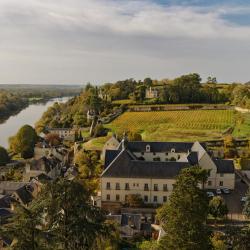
[0,138,77,248]
[0,129,237,244]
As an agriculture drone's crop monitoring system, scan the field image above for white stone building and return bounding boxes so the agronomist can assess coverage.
[145,87,159,99]
[101,140,235,210]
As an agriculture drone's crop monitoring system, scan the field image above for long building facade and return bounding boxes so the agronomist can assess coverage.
[101,139,235,208]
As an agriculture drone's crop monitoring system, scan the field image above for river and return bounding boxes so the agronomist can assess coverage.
[0,96,72,148]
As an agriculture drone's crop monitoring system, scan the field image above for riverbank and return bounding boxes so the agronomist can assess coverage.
[0,99,28,125]
[0,95,74,125]
[0,96,72,148]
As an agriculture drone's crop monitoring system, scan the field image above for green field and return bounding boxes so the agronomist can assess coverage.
[106,110,236,141]
[233,112,250,138]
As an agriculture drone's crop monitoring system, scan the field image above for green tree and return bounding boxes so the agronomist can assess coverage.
[170,73,202,103]
[207,76,217,84]
[74,150,100,179]
[126,194,144,208]
[157,166,211,250]
[226,225,250,250]
[127,131,142,141]
[138,240,159,250]
[209,196,228,223]
[0,146,9,165]
[9,124,38,158]
[211,232,226,250]
[93,124,107,137]
[144,77,153,87]
[37,179,113,250]
[0,202,47,250]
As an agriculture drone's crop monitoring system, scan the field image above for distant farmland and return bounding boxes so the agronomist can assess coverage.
[106,110,235,141]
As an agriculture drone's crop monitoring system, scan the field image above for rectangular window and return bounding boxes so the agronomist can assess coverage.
[144,183,149,191]
[163,184,168,192]
[125,183,130,190]
[208,181,212,186]
[141,152,144,155]
[106,182,111,190]
[153,152,156,155]
[165,152,168,156]
[154,184,158,191]
[144,195,148,202]
[163,196,167,202]
[116,194,120,201]
[219,181,223,186]
[153,196,158,202]
[106,194,110,201]
[115,183,120,190]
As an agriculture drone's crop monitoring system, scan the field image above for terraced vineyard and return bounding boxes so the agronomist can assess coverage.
[106,110,235,141]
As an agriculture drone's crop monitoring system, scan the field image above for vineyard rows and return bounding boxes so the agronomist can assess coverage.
[107,110,234,133]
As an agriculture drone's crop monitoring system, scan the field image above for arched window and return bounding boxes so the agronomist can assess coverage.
[146,145,151,152]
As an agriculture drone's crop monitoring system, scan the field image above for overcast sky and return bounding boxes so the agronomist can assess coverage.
[1,0,250,84]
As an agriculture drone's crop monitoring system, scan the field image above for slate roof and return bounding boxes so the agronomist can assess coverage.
[0,195,15,209]
[119,141,194,153]
[102,150,190,179]
[14,185,34,205]
[0,208,12,218]
[213,159,235,174]
[34,173,52,181]
[104,150,121,168]
[187,152,199,165]
[102,141,234,179]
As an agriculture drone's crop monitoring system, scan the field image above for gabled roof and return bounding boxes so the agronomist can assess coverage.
[14,185,34,205]
[104,150,121,168]
[119,141,194,153]
[213,159,235,174]
[187,152,199,165]
[102,149,190,179]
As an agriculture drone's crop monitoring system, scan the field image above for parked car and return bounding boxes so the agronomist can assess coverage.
[222,188,230,194]
[241,196,247,202]
[216,188,222,195]
[206,191,214,198]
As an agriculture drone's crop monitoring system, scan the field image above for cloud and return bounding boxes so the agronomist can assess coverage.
[0,0,250,83]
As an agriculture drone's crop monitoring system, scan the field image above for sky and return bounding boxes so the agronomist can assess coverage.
[1,0,250,84]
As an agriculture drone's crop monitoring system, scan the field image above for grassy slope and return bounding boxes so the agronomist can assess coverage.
[82,136,111,151]
[233,113,250,138]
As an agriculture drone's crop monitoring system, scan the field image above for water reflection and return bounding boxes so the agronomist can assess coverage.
[0,97,71,148]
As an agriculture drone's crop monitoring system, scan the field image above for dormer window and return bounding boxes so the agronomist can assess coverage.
[146,145,151,152]
[171,148,175,153]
